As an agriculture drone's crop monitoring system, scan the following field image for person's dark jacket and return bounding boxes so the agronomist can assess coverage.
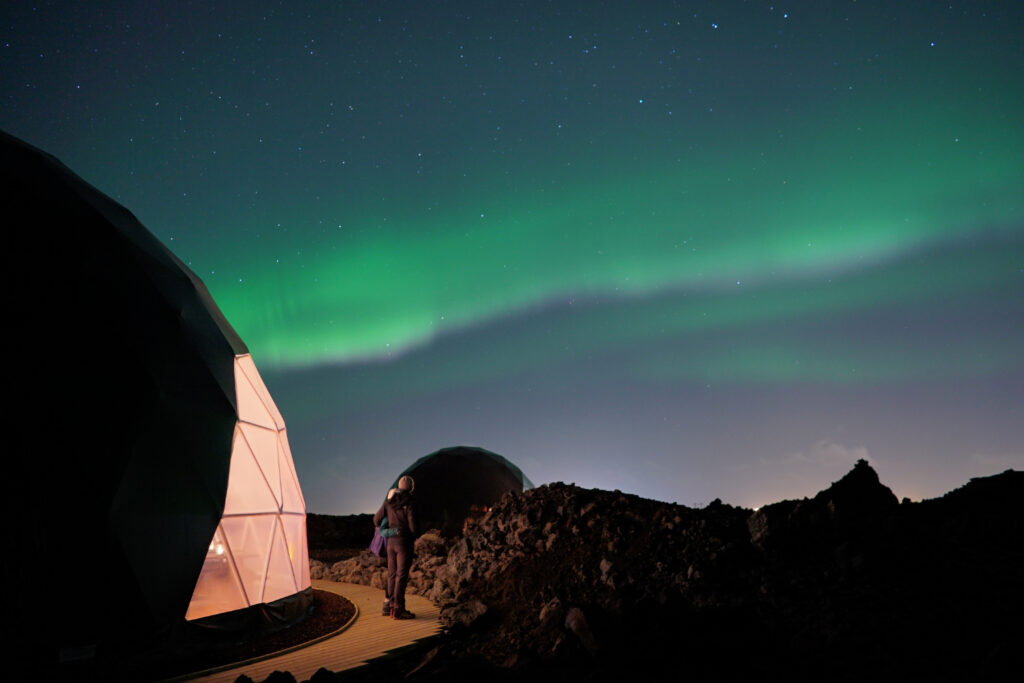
[374,490,419,541]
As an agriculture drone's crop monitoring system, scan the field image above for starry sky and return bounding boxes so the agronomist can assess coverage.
[3,1,1022,514]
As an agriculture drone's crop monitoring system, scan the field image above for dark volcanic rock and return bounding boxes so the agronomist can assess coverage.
[314,463,1023,682]
[430,482,762,675]
[749,459,898,549]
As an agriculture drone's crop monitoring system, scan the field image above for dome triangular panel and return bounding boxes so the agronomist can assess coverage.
[221,515,276,604]
[235,358,278,430]
[263,519,298,603]
[279,434,305,514]
[224,427,281,515]
[280,513,310,589]
[186,526,248,621]
[240,422,282,507]
[236,354,285,429]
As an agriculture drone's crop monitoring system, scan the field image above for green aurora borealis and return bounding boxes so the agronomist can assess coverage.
[3,1,1022,512]
[219,97,1024,368]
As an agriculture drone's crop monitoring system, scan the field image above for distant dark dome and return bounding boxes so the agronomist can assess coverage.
[393,446,533,535]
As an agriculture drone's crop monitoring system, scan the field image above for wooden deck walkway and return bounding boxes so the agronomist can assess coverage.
[182,580,442,682]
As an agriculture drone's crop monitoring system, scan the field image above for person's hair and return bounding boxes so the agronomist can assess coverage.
[398,475,415,492]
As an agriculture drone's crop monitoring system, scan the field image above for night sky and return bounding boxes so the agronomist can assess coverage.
[3,1,1022,514]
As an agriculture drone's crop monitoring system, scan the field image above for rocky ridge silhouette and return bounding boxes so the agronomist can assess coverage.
[310,461,1023,682]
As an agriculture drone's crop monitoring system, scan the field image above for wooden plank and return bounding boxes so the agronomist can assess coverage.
[183,581,441,682]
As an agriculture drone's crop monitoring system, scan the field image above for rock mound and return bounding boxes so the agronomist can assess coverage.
[312,463,1024,681]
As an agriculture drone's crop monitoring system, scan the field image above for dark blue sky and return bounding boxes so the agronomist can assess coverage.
[3,1,1022,512]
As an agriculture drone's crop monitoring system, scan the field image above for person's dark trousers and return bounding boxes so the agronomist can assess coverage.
[386,538,414,610]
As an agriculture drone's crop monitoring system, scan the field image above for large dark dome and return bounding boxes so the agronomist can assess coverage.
[2,130,310,667]
[393,446,533,535]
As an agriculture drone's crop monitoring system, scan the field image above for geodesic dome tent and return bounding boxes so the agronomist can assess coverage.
[1,129,310,660]
[393,446,534,535]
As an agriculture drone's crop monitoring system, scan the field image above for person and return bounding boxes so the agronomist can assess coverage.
[377,488,400,616]
[373,475,419,619]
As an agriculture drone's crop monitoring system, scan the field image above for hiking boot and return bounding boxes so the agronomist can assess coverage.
[382,599,391,617]
[392,608,416,620]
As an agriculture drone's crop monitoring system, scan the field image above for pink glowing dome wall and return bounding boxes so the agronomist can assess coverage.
[186,354,311,621]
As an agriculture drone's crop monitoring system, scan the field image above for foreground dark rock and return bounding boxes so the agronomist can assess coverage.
[310,461,1023,682]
